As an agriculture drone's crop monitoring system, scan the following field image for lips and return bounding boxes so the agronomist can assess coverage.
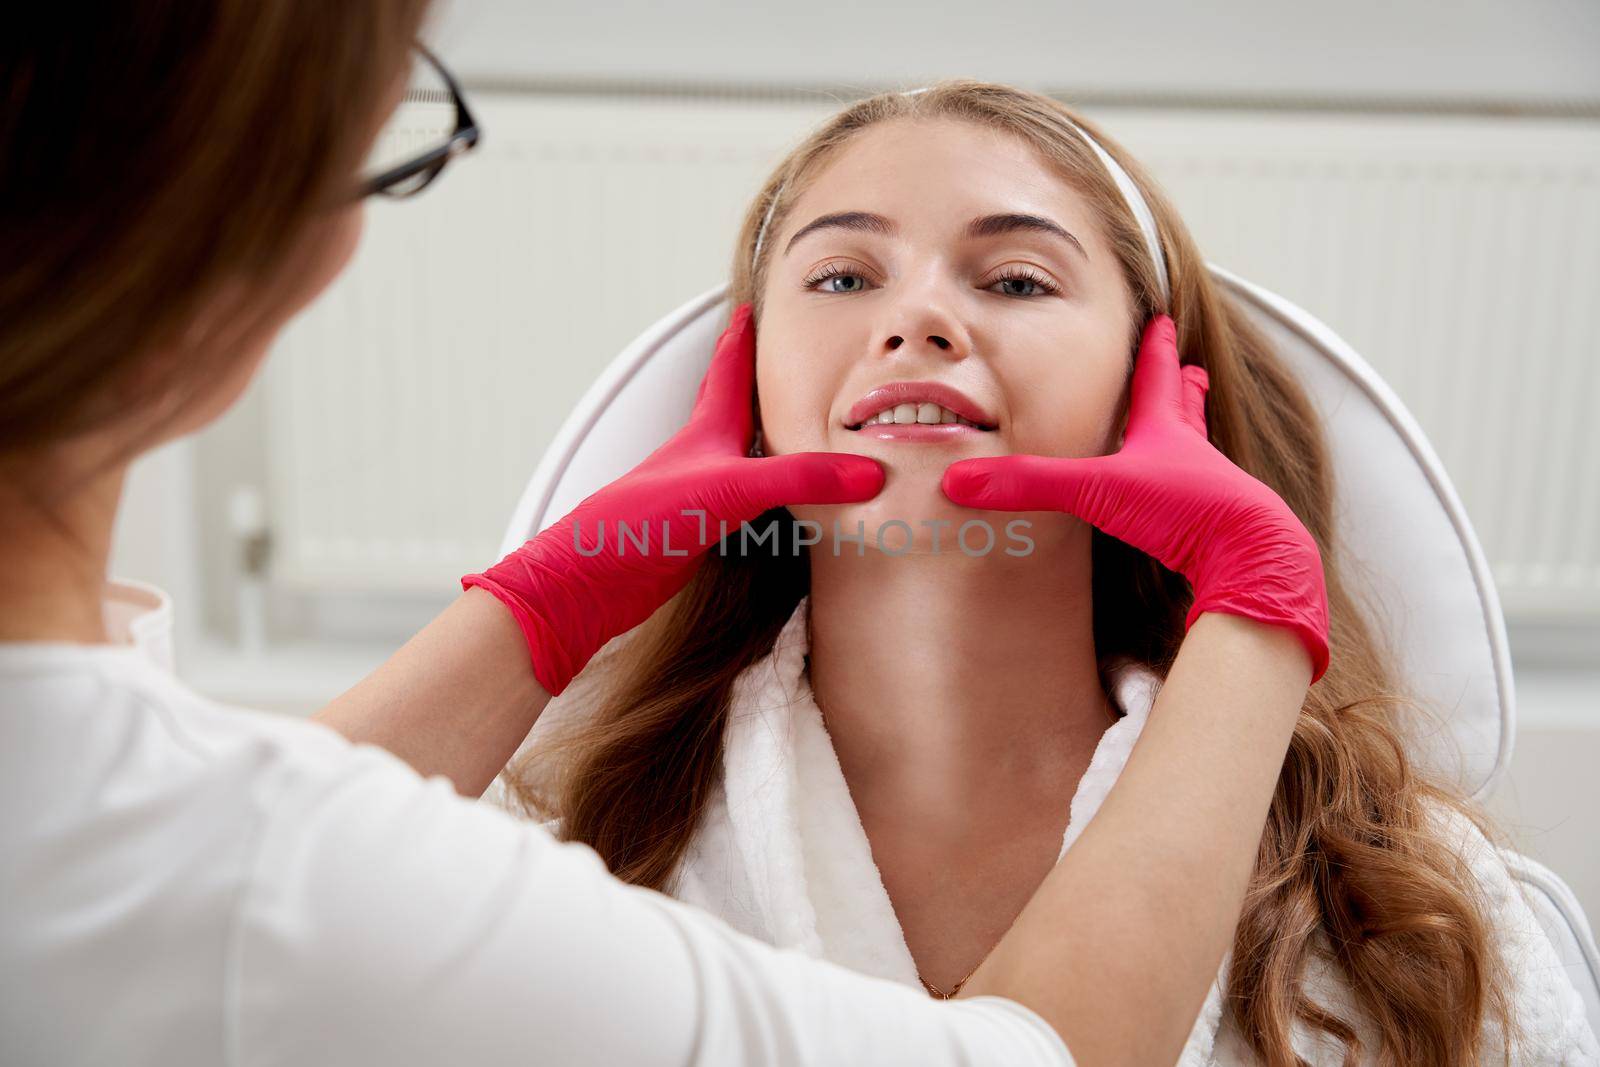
[844,380,998,430]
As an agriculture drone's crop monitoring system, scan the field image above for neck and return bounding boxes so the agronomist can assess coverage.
[0,454,126,644]
[805,515,1116,827]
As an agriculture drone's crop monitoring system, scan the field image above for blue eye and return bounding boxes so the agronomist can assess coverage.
[802,262,872,293]
[987,268,1060,297]
[823,274,869,293]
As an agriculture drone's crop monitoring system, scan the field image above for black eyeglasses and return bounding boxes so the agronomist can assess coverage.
[359,45,481,200]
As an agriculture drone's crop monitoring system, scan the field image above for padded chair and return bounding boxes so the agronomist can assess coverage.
[498,273,1600,1030]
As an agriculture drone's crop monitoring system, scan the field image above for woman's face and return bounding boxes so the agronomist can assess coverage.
[755,116,1136,551]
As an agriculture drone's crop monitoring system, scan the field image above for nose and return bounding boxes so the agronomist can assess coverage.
[878,300,971,361]
[883,271,966,358]
[885,333,955,352]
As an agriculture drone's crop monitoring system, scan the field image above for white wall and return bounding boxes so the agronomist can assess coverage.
[429,0,1600,109]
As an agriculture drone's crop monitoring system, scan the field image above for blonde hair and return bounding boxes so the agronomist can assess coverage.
[510,79,1522,1065]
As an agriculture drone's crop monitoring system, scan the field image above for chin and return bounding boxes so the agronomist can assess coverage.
[818,484,978,527]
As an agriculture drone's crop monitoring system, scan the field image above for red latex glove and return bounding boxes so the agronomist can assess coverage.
[463,303,885,696]
[940,314,1330,684]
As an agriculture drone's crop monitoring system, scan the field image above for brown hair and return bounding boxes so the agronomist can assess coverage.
[506,81,1523,1064]
[0,2,433,486]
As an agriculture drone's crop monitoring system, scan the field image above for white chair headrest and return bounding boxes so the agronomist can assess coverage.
[501,269,1515,801]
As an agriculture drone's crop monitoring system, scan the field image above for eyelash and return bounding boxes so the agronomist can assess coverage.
[799,261,1062,298]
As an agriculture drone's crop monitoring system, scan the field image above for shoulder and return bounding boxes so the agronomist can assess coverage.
[1418,797,1600,1064]
[0,649,460,1054]
[0,647,376,856]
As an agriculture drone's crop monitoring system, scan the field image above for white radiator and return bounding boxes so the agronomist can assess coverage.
[262,93,1600,621]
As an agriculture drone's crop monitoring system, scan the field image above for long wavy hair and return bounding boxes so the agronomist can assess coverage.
[504,80,1521,1066]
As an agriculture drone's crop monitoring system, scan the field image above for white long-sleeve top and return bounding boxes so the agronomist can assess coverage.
[0,582,1073,1067]
[504,593,1600,1065]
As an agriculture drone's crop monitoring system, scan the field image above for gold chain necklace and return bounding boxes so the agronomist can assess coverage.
[919,959,987,1000]
[915,914,1022,1000]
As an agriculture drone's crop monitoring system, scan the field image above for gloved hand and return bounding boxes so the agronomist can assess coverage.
[940,314,1329,683]
[463,303,885,696]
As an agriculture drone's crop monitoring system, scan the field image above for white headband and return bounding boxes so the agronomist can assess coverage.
[750,86,1170,306]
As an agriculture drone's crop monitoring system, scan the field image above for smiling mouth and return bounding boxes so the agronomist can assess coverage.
[846,402,997,432]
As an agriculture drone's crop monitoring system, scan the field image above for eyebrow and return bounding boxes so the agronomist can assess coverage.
[968,213,1088,262]
[783,210,1088,262]
[784,211,895,255]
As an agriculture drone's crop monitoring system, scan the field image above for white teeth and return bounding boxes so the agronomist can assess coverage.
[860,402,983,427]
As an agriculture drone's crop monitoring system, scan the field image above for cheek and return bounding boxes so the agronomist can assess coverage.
[754,348,836,452]
[284,205,365,318]
[1006,357,1128,459]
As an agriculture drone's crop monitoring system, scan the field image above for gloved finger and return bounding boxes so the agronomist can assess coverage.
[940,454,1093,515]
[688,303,757,448]
[1180,364,1210,438]
[1125,314,1183,440]
[739,451,886,511]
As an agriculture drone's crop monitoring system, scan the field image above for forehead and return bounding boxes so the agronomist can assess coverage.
[781,116,1106,255]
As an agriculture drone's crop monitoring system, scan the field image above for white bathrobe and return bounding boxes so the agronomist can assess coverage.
[494,594,1599,1065]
